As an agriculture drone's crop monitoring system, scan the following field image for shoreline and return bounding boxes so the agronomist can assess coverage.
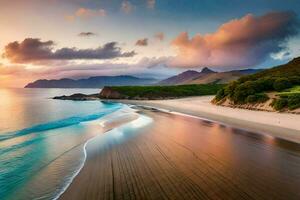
[53,133,93,200]
[59,113,154,200]
[55,106,141,200]
[110,96,300,144]
[58,97,300,199]
[59,106,300,200]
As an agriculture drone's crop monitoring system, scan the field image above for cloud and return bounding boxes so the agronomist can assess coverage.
[0,57,168,78]
[78,32,97,37]
[121,1,134,14]
[169,11,299,69]
[3,38,136,63]
[271,50,292,60]
[64,15,75,21]
[0,64,27,76]
[135,38,148,46]
[137,56,170,68]
[57,57,170,79]
[154,32,164,41]
[0,56,171,87]
[147,0,155,9]
[65,7,106,21]
[0,64,34,87]
[75,8,106,18]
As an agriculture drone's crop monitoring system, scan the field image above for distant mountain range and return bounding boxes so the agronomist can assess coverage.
[25,68,262,88]
[158,67,262,85]
[25,75,157,88]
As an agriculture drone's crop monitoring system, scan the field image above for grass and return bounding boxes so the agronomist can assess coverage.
[108,84,225,99]
[278,85,300,95]
[273,86,300,110]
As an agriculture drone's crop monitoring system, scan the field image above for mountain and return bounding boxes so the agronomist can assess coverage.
[159,67,261,85]
[201,67,216,74]
[159,67,216,85]
[188,69,262,84]
[25,75,158,88]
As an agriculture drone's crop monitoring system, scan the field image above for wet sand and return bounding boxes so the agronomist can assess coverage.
[61,108,300,200]
[115,96,300,144]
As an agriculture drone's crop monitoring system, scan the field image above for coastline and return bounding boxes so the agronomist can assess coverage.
[57,96,300,199]
[59,106,300,199]
[55,106,142,200]
[110,96,300,144]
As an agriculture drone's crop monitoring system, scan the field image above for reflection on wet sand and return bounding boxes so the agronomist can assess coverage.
[61,109,300,200]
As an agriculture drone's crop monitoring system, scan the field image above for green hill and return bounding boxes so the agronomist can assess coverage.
[214,57,300,111]
[100,84,225,100]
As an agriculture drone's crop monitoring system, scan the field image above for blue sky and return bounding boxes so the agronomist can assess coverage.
[0,0,300,87]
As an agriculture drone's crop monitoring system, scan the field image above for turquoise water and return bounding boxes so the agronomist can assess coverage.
[0,89,123,200]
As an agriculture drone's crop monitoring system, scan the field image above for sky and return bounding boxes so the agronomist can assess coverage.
[0,0,300,87]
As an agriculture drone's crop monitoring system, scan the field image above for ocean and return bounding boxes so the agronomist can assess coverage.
[0,88,125,200]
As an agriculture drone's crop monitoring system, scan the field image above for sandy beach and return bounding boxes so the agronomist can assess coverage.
[115,96,300,144]
[60,107,300,200]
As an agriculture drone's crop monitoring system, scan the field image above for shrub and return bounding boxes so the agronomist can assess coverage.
[256,78,275,91]
[225,81,238,98]
[215,88,226,101]
[271,98,288,110]
[231,81,257,103]
[287,93,300,110]
[108,84,225,99]
[273,78,292,91]
[289,76,300,85]
[246,93,269,104]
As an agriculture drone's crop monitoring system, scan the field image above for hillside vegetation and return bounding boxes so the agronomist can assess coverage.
[158,67,260,85]
[100,84,225,100]
[214,57,300,111]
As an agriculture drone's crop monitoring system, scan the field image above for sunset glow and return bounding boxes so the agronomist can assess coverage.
[0,0,300,87]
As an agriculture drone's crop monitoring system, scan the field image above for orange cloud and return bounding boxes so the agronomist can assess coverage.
[0,64,26,76]
[169,11,299,69]
[65,7,106,21]
[76,8,106,18]
[0,64,34,87]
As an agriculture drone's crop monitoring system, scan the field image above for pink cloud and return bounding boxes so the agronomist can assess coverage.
[169,11,299,69]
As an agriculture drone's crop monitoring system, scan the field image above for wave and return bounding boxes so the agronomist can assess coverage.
[53,112,153,200]
[52,131,93,200]
[0,104,122,142]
